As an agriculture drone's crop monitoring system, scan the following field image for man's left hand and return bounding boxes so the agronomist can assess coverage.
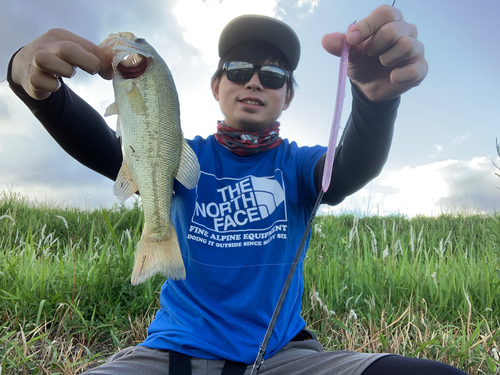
[322,5,428,102]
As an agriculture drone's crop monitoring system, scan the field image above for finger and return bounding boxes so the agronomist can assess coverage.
[33,49,77,78]
[46,40,107,77]
[47,41,100,75]
[28,70,61,100]
[390,56,428,86]
[43,28,112,79]
[347,5,403,45]
[379,36,424,68]
[321,32,346,57]
[365,21,418,58]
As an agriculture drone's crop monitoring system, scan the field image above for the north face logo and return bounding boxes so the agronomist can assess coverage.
[250,177,284,218]
[192,171,287,232]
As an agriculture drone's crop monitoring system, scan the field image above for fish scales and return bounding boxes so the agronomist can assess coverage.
[121,62,180,235]
[100,32,200,285]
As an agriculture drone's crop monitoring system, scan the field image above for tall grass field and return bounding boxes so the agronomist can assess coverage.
[1,191,499,374]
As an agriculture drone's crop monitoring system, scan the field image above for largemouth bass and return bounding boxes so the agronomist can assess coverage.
[100,32,200,285]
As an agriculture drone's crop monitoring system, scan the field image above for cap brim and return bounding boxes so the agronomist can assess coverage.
[218,15,300,71]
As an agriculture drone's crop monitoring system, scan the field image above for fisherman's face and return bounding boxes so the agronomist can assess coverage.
[212,65,292,132]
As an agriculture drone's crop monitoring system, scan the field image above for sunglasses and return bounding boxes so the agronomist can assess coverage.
[222,61,290,89]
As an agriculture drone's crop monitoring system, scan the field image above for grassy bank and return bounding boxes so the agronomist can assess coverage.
[305,214,500,374]
[0,191,499,374]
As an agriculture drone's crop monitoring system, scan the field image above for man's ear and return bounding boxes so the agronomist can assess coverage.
[283,90,294,110]
[212,79,220,101]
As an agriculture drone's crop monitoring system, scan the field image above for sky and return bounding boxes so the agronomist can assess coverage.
[0,0,499,217]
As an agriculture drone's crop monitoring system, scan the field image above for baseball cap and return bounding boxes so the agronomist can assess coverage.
[218,15,301,71]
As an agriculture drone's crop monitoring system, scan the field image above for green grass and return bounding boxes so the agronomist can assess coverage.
[1,190,499,374]
[305,214,500,374]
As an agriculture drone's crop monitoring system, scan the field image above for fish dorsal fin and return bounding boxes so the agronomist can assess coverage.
[113,162,139,202]
[175,138,200,189]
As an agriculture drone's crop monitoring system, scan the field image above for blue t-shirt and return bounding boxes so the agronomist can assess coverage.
[140,135,325,363]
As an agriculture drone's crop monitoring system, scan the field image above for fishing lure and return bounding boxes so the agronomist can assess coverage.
[321,22,356,193]
[322,2,395,193]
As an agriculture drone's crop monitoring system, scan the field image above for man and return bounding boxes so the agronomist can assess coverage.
[8,5,467,375]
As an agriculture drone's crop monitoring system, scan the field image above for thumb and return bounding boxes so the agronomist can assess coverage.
[321,32,346,57]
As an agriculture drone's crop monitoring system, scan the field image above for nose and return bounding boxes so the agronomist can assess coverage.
[245,72,263,90]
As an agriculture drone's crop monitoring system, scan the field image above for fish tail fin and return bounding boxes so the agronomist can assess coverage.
[131,226,186,285]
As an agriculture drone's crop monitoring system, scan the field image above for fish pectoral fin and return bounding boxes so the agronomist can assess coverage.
[105,102,119,117]
[113,162,139,202]
[175,138,200,189]
[126,82,147,115]
[105,102,122,138]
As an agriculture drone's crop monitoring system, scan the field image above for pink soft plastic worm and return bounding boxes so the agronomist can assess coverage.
[322,22,356,193]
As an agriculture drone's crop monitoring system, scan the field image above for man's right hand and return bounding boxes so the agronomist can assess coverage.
[11,28,112,100]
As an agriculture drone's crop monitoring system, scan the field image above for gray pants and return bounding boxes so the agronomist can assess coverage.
[83,339,388,375]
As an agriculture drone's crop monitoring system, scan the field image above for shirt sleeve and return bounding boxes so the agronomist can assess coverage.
[314,82,400,205]
[7,49,123,182]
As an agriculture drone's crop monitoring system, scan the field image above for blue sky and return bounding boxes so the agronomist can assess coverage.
[0,0,499,216]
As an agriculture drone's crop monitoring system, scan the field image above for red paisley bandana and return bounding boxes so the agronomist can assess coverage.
[214,121,283,156]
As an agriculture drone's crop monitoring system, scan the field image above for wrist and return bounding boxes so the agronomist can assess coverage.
[8,47,25,88]
[351,80,400,113]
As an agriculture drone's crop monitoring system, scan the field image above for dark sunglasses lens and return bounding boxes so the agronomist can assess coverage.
[226,61,253,82]
[260,66,287,89]
[225,61,287,89]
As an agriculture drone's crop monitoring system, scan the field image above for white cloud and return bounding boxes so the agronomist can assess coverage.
[328,157,500,217]
[452,132,469,144]
[172,0,279,66]
[0,82,118,210]
[295,0,319,15]
[429,144,443,158]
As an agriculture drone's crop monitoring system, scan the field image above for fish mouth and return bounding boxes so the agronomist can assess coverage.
[99,33,152,79]
[117,54,148,79]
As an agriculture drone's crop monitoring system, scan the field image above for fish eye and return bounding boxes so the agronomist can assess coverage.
[135,38,146,43]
